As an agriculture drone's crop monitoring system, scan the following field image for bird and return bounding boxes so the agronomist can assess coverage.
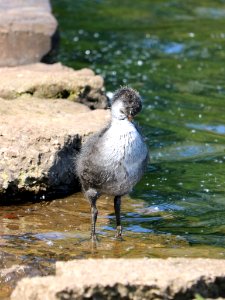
[76,87,149,240]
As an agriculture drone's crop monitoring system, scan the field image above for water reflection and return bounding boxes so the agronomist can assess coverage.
[195,7,225,19]
[188,123,225,135]
[163,42,184,54]
[151,142,225,162]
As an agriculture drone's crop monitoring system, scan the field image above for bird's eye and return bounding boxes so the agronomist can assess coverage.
[120,109,125,114]
[128,94,133,103]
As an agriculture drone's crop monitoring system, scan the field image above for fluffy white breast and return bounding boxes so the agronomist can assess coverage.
[100,119,147,170]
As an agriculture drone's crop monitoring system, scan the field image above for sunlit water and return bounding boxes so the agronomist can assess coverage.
[1,0,225,298]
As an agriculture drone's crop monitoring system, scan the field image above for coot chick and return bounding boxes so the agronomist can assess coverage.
[76,87,148,240]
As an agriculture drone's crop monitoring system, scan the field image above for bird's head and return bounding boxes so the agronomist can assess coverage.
[111,87,142,121]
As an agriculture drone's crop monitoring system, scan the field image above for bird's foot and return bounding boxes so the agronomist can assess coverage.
[115,225,123,239]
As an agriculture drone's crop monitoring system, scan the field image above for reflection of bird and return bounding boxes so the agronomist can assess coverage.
[76,87,149,240]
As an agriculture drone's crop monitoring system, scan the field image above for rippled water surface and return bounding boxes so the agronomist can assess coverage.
[2,0,225,298]
[51,0,225,250]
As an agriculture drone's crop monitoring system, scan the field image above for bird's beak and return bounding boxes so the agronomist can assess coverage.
[128,115,133,122]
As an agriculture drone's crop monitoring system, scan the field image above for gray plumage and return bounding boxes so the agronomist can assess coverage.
[76,87,149,240]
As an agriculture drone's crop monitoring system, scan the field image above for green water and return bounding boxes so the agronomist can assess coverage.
[1,0,225,298]
[52,0,225,249]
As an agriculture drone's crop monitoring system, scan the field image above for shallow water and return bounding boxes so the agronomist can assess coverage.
[2,0,225,298]
[0,194,225,298]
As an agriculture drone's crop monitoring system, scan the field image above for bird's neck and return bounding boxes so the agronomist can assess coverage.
[111,101,126,120]
[110,117,135,134]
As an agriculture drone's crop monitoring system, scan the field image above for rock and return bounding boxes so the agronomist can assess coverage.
[0,265,42,287]
[0,63,108,109]
[11,258,225,300]
[0,63,109,200]
[0,0,58,66]
[0,96,110,200]
[0,264,44,299]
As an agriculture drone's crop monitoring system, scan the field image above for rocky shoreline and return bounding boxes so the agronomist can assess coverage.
[0,0,109,201]
[0,63,109,201]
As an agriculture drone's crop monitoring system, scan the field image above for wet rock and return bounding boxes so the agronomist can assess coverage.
[0,264,43,299]
[0,265,42,286]
[0,63,108,109]
[0,94,109,201]
[11,258,225,300]
[0,0,58,66]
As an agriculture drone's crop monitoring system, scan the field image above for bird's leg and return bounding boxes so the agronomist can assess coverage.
[85,189,99,241]
[114,195,122,238]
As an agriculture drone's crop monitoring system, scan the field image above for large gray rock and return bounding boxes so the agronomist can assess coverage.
[0,63,109,200]
[11,258,225,300]
[0,0,58,66]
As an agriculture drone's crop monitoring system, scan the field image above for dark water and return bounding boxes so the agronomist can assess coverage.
[2,0,225,298]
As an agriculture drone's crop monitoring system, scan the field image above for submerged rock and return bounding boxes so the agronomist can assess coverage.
[11,258,225,300]
[0,63,109,201]
[0,0,58,67]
